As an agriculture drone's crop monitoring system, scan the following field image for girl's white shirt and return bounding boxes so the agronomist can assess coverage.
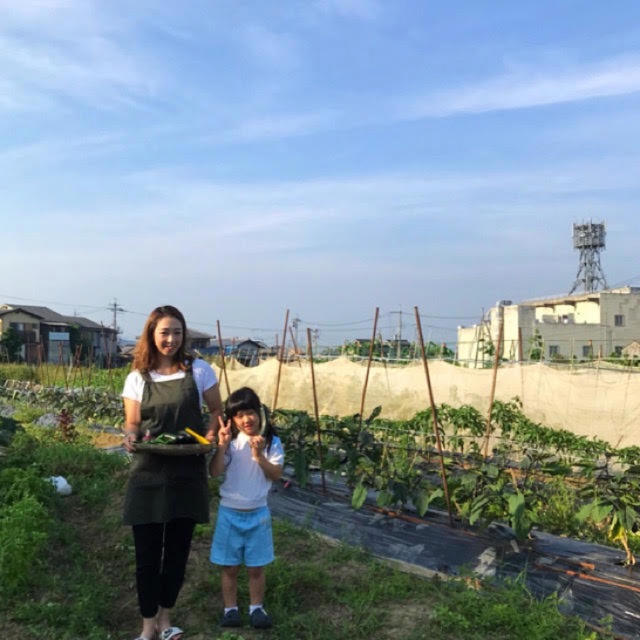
[219,431,285,510]
[121,358,217,407]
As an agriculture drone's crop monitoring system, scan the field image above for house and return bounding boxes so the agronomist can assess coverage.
[183,328,213,350]
[622,341,640,360]
[0,307,42,363]
[197,338,269,367]
[0,304,117,364]
[457,286,640,366]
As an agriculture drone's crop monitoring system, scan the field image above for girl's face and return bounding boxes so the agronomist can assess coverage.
[153,316,183,359]
[232,409,260,436]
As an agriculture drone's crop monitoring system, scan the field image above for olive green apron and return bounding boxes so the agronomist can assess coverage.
[123,367,209,526]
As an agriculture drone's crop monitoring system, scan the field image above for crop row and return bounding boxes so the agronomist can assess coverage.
[272,401,640,565]
[2,379,638,563]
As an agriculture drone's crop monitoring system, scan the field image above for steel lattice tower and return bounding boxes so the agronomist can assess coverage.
[569,221,609,294]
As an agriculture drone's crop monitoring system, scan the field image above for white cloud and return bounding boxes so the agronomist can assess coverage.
[400,55,640,119]
[223,110,339,142]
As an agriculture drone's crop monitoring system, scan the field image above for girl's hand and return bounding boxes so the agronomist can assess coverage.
[250,435,266,461]
[217,416,232,447]
[205,428,215,443]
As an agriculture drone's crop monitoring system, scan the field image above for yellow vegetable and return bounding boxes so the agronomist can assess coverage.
[185,428,210,445]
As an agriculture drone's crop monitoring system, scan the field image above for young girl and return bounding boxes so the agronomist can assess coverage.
[209,387,284,629]
[122,305,223,640]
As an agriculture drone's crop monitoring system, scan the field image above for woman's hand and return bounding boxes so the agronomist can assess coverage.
[122,431,138,452]
[249,435,266,461]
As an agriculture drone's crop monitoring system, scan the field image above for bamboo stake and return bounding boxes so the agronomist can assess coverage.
[570,337,575,371]
[307,328,326,493]
[518,327,523,362]
[414,306,453,527]
[87,345,94,387]
[288,325,302,368]
[76,344,85,388]
[54,342,64,388]
[272,309,289,411]
[37,342,44,386]
[43,343,51,387]
[359,307,379,428]
[483,308,504,458]
[103,334,116,393]
[216,321,230,397]
[71,344,82,388]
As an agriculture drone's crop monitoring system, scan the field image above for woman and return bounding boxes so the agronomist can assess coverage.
[122,305,222,640]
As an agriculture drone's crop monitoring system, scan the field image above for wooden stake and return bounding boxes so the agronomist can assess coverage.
[359,307,379,428]
[36,342,44,386]
[216,320,230,397]
[272,309,289,410]
[483,308,504,457]
[307,328,326,493]
[518,327,523,362]
[87,345,94,387]
[71,344,82,388]
[54,342,64,388]
[288,325,302,368]
[414,306,453,527]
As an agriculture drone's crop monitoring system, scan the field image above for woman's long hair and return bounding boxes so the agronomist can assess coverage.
[132,305,190,373]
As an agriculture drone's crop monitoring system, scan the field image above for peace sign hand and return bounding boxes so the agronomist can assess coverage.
[217,415,232,447]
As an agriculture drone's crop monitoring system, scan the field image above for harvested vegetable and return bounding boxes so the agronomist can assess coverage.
[185,428,210,445]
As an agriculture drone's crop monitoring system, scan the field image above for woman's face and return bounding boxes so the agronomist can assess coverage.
[153,315,183,359]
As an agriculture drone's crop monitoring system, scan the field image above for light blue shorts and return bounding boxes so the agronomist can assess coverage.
[210,505,274,567]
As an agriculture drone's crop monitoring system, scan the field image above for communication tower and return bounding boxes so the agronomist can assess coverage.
[569,221,608,294]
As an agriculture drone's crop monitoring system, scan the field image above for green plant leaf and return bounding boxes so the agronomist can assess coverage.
[351,482,367,510]
[591,502,613,523]
[574,502,595,523]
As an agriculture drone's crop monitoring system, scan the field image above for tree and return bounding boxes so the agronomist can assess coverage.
[0,326,23,362]
[528,329,543,361]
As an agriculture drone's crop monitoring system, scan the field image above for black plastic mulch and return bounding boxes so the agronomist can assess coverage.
[269,478,640,639]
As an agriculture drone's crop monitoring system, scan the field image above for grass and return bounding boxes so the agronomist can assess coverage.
[0,362,130,392]
[0,424,611,640]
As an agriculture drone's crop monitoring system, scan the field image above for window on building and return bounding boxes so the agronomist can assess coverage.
[549,345,559,357]
[582,345,592,358]
[614,314,624,327]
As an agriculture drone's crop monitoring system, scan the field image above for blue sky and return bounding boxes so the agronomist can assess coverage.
[1,0,639,346]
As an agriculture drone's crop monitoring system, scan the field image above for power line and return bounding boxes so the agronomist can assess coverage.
[0,293,111,311]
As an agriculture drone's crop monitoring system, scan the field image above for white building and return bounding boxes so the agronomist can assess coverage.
[457,286,640,366]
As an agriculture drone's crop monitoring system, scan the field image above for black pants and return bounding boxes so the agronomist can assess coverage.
[132,518,196,618]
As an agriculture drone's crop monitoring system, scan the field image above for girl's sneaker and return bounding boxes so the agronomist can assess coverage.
[220,608,242,627]
[250,607,273,629]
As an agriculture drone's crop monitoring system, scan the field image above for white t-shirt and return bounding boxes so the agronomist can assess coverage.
[121,358,218,407]
[219,432,285,510]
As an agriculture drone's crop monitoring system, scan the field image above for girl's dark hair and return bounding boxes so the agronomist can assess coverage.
[225,386,276,451]
[132,305,191,373]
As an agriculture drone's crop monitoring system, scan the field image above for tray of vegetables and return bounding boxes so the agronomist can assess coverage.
[132,428,214,455]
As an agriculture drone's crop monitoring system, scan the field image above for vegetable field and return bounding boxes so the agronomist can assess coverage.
[2,370,639,566]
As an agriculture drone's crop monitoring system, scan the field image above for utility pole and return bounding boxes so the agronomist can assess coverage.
[390,310,403,359]
[291,316,301,346]
[108,298,124,334]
